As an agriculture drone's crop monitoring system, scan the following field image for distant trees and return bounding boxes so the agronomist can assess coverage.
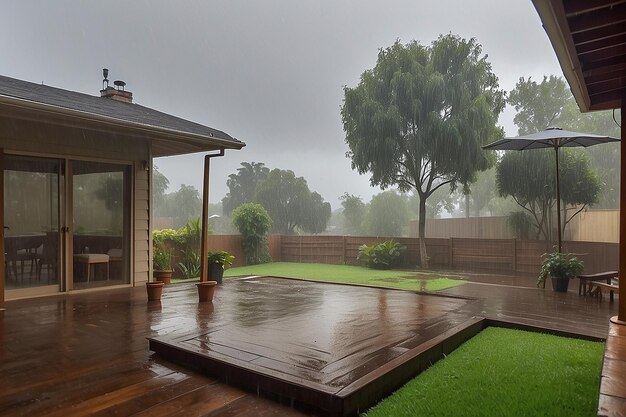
[363,191,409,237]
[340,193,366,235]
[342,35,505,266]
[222,162,269,215]
[254,169,331,234]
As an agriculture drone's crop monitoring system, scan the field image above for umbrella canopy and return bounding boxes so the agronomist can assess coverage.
[483,127,620,252]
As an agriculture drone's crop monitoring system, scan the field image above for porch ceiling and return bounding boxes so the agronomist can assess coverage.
[533,0,626,112]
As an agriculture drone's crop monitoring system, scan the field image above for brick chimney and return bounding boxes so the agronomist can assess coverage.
[100,69,133,103]
[100,86,133,103]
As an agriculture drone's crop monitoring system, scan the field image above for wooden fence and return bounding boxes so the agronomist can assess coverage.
[266,235,618,276]
[167,234,619,277]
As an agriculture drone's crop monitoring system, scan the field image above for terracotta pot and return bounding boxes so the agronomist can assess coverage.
[196,281,218,302]
[154,270,173,285]
[146,281,165,301]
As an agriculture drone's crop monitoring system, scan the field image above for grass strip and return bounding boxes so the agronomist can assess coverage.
[365,327,604,417]
[224,262,465,292]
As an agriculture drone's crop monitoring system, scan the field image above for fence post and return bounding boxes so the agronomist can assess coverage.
[512,239,517,272]
[299,235,303,263]
[342,236,347,264]
[449,238,454,268]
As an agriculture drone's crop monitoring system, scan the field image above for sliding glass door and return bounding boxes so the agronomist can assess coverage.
[71,160,131,289]
[3,155,132,298]
[4,155,62,294]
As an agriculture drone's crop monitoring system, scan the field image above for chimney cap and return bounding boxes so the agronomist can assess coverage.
[113,80,126,90]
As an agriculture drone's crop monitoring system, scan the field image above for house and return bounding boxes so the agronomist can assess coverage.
[0,71,244,302]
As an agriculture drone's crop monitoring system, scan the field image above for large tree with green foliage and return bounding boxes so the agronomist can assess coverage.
[342,35,505,266]
[254,169,331,234]
[496,149,600,240]
[222,162,270,215]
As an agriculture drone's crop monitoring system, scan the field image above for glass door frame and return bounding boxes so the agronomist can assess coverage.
[2,151,134,300]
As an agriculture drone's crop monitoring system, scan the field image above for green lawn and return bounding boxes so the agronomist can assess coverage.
[224,262,465,292]
[365,327,604,417]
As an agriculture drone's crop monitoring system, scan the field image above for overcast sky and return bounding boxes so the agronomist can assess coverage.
[1,1,563,209]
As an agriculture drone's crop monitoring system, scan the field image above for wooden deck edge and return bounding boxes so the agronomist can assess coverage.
[485,318,606,342]
[598,320,626,417]
[336,316,486,416]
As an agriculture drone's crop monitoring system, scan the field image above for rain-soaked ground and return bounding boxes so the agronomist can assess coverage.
[149,274,616,415]
[0,272,618,416]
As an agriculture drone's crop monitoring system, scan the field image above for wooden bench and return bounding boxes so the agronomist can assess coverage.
[577,271,618,296]
[589,281,620,302]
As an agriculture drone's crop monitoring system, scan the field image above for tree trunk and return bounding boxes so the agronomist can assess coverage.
[465,194,470,218]
[418,195,429,269]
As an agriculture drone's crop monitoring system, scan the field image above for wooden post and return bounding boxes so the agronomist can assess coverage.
[342,236,347,264]
[617,100,626,323]
[0,148,4,304]
[513,239,517,273]
[200,149,224,283]
[449,238,454,268]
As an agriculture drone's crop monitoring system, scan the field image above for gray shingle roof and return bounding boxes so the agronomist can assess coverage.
[0,75,242,147]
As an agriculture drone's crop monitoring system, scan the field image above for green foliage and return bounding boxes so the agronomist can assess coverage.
[496,149,601,240]
[537,251,584,286]
[254,169,331,234]
[340,193,366,235]
[153,184,202,229]
[507,211,533,239]
[364,191,409,237]
[232,203,272,265]
[342,35,505,266]
[152,228,182,245]
[153,246,172,271]
[177,217,203,250]
[357,240,406,269]
[508,75,572,134]
[152,165,170,208]
[176,250,201,279]
[366,327,603,417]
[222,162,269,215]
[508,74,620,209]
[207,250,235,269]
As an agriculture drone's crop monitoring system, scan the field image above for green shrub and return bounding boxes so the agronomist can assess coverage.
[232,203,272,265]
[507,211,533,239]
[537,251,584,287]
[358,240,405,269]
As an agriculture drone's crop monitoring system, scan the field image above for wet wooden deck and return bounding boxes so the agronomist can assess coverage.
[0,271,619,416]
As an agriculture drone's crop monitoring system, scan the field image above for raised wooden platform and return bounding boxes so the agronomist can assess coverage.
[149,277,478,416]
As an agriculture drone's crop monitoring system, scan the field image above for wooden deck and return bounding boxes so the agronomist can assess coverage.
[0,271,619,416]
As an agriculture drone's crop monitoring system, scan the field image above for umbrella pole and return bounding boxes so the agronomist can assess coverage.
[555,146,562,253]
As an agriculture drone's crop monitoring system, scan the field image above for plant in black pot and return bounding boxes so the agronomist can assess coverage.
[207,251,235,284]
[537,251,584,292]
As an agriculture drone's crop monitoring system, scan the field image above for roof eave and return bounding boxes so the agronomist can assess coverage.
[532,0,593,112]
[0,93,246,152]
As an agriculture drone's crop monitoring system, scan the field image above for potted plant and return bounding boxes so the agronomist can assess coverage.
[537,251,584,292]
[207,251,235,284]
[153,246,173,285]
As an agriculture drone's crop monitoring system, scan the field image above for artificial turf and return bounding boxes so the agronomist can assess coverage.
[365,327,604,417]
[223,262,466,292]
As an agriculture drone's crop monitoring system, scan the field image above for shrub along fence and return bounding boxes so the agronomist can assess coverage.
[182,235,617,277]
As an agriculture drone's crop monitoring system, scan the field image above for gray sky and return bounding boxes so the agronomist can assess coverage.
[1,0,563,208]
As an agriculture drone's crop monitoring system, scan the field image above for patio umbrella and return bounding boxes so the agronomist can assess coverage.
[483,127,620,252]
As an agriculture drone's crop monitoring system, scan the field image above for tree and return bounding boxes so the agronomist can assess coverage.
[508,75,621,208]
[342,35,505,266]
[254,169,331,234]
[363,191,409,237]
[340,193,366,235]
[469,168,496,216]
[222,162,269,215]
[232,203,272,265]
[168,184,202,228]
[152,165,170,210]
[496,149,600,240]
[508,75,571,134]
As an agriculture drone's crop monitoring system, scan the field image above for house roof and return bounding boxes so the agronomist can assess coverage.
[532,0,626,112]
[0,75,245,155]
